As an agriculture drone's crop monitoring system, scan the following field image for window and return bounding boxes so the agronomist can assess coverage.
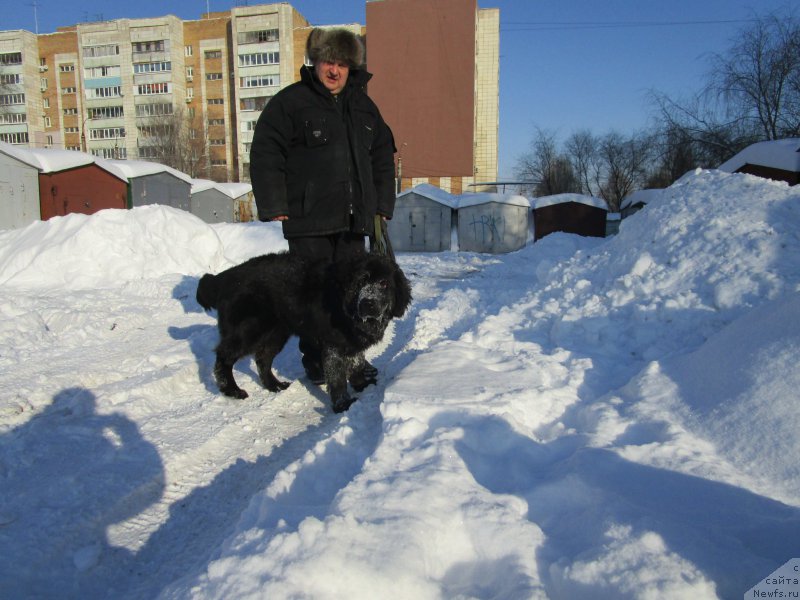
[83,44,120,58]
[138,146,160,159]
[89,105,124,119]
[40,58,47,67]
[138,124,173,137]
[186,66,193,81]
[40,78,48,91]
[186,87,194,100]
[0,52,22,65]
[46,135,54,146]
[61,87,77,94]
[132,40,166,53]
[238,29,279,44]
[66,145,81,151]
[240,74,279,88]
[89,127,125,140]
[43,98,50,108]
[133,61,171,74]
[185,45,193,57]
[207,98,224,105]
[211,158,227,166]
[0,113,26,124]
[135,102,173,117]
[91,147,127,159]
[64,127,79,133]
[0,132,29,144]
[63,107,79,115]
[206,72,223,80]
[204,50,222,59]
[85,65,121,78]
[44,116,52,128]
[0,93,25,105]
[136,82,170,95]
[87,86,122,99]
[242,120,257,131]
[0,73,21,85]
[59,64,75,72]
[238,52,279,67]
[209,139,225,146]
[187,107,195,119]
[208,118,225,126]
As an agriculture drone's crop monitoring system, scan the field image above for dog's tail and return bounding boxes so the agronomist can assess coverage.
[196,273,219,311]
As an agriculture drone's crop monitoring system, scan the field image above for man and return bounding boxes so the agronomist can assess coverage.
[250,27,397,384]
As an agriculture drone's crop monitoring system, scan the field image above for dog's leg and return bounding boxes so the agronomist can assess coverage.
[213,343,248,399]
[323,348,356,413]
[255,330,291,392]
[349,352,378,392]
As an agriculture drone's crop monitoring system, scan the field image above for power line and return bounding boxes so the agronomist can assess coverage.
[501,18,761,32]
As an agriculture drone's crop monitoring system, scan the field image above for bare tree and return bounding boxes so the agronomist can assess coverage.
[564,129,602,197]
[650,10,800,166]
[711,12,800,140]
[598,131,653,211]
[137,106,208,178]
[515,128,580,197]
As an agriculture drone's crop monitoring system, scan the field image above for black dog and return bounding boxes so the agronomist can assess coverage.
[196,252,411,413]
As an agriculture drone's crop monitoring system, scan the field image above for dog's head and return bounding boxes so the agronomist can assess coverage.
[335,254,412,327]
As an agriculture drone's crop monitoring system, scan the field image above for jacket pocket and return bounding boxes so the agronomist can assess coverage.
[354,111,374,150]
[303,118,329,147]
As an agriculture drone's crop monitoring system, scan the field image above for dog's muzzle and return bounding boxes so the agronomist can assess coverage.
[356,283,388,322]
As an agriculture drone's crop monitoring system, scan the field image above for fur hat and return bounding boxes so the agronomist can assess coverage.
[306,27,365,68]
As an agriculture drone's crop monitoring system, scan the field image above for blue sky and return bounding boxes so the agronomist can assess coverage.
[4,0,797,179]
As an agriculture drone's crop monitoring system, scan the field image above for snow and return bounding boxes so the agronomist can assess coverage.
[533,192,608,210]
[457,192,530,209]
[0,141,97,173]
[718,138,800,174]
[1,168,800,599]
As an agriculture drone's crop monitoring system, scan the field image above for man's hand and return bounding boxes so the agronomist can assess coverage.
[271,215,289,221]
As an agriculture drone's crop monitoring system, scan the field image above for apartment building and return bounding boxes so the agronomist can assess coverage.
[0,1,499,189]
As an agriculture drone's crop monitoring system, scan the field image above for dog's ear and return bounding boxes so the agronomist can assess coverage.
[391,263,412,318]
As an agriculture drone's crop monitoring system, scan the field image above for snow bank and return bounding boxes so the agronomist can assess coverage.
[0,206,227,290]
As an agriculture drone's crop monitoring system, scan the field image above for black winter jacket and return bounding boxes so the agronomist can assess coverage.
[250,66,396,238]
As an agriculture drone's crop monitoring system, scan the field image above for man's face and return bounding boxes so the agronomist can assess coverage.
[315,59,350,95]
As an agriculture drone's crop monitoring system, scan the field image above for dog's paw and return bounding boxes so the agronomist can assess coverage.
[265,379,291,392]
[349,372,377,392]
[331,391,356,413]
[221,386,249,399]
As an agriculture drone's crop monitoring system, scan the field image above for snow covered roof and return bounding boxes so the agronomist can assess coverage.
[191,179,253,199]
[621,188,663,210]
[398,183,459,208]
[0,142,41,169]
[0,142,130,182]
[533,193,608,211]
[0,142,96,172]
[214,182,252,199]
[97,159,195,184]
[718,138,800,174]
[457,192,530,209]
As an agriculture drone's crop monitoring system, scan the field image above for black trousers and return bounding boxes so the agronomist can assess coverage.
[288,232,367,373]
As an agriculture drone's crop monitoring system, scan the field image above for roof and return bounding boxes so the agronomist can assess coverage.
[97,159,195,184]
[0,142,95,172]
[398,183,459,208]
[533,193,608,211]
[621,188,663,210]
[0,142,128,181]
[191,179,253,199]
[458,192,530,209]
[718,138,800,174]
